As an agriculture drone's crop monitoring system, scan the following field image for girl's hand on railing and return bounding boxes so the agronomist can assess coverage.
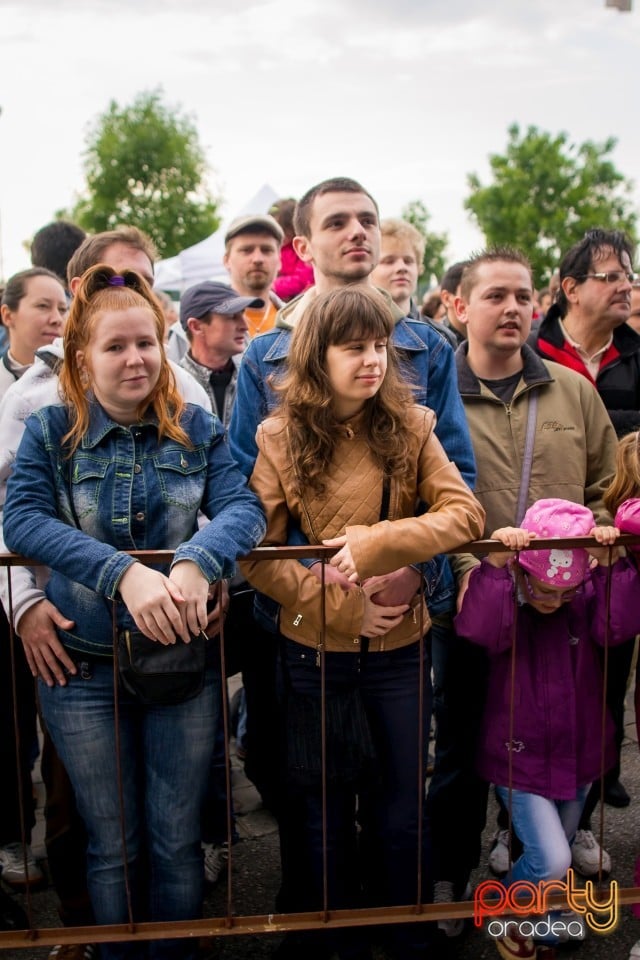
[118,562,187,644]
[489,526,536,553]
[169,560,210,638]
[485,527,537,568]
[308,560,356,591]
[588,525,622,565]
[322,534,359,582]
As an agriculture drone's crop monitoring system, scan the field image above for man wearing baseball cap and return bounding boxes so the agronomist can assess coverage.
[223,214,284,338]
[179,281,263,426]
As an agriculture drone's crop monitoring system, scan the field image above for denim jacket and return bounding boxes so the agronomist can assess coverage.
[228,292,476,627]
[3,401,266,657]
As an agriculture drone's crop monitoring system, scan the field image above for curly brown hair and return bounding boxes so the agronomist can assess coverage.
[59,264,189,454]
[274,285,416,495]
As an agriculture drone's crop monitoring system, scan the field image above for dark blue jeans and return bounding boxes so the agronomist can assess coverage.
[280,637,432,959]
[39,660,219,960]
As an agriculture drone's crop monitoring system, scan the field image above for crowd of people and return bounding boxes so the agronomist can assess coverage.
[0,180,639,960]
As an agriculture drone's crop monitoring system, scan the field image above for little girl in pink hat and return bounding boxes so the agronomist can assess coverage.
[455,497,639,960]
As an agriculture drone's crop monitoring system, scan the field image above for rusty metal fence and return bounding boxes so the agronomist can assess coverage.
[0,536,639,952]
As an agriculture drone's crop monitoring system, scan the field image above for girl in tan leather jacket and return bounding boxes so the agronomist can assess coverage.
[241,285,484,960]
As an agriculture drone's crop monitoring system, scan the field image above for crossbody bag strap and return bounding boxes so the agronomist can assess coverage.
[514,390,538,525]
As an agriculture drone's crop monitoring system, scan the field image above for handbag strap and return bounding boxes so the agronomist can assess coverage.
[514,390,538,525]
[379,476,391,522]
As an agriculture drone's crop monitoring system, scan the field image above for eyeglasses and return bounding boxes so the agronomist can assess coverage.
[520,570,583,604]
[579,271,637,285]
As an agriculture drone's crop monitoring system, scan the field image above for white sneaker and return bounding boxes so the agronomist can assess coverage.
[0,842,44,888]
[571,829,611,877]
[629,938,640,959]
[488,829,512,877]
[202,842,229,884]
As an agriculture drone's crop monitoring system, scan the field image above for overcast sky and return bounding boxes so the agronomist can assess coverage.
[1,0,638,280]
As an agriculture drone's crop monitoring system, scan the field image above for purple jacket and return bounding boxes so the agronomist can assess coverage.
[454,559,640,800]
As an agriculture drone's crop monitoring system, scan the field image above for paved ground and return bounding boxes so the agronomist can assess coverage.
[2,675,640,959]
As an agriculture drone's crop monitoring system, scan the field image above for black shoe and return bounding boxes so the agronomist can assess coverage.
[603,779,630,808]
[0,887,28,931]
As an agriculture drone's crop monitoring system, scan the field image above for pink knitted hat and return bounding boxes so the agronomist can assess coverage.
[518,498,595,588]
[615,498,640,555]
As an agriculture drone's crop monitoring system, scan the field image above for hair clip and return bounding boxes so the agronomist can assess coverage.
[108,276,126,286]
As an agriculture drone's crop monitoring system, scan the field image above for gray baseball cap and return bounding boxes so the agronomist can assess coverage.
[224,214,284,246]
[179,281,264,330]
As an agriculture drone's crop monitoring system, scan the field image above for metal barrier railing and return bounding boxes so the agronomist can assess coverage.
[0,536,639,951]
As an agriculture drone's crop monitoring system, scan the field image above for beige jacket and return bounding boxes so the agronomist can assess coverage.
[452,343,618,580]
[240,405,485,652]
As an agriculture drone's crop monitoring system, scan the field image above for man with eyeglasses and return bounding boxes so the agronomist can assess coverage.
[533,228,640,438]
[533,227,640,873]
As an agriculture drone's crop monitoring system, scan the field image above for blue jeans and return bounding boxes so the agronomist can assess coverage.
[495,784,589,884]
[39,661,219,960]
[495,784,590,945]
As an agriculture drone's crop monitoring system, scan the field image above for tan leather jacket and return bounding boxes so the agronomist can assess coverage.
[240,405,485,653]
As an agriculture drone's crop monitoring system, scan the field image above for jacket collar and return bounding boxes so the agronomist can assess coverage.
[80,401,158,449]
[537,310,640,360]
[455,341,553,396]
[264,286,425,364]
[274,284,405,331]
[181,351,241,383]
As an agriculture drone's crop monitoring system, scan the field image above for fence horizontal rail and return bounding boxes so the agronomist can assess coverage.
[2,533,639,567]
[0,533,638,952]
[2,885,640,950]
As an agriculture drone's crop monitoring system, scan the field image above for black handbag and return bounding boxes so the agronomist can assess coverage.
[117,629,207,706]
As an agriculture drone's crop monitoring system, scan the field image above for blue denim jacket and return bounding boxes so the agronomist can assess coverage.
[228,316,476,627]
[3,402,266,656]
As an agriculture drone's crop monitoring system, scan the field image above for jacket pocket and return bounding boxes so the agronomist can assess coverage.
[69,457,110,519]
[152,445,207,510]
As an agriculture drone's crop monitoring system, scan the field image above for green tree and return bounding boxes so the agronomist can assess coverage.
[63,89,221,258]
[465,124,638,286]
[401,199,449,288]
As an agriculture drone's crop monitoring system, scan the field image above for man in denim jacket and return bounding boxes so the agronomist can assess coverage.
[227,177,475,930]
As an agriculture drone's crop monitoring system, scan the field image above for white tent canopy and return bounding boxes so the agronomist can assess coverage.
[153,184,279,293]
